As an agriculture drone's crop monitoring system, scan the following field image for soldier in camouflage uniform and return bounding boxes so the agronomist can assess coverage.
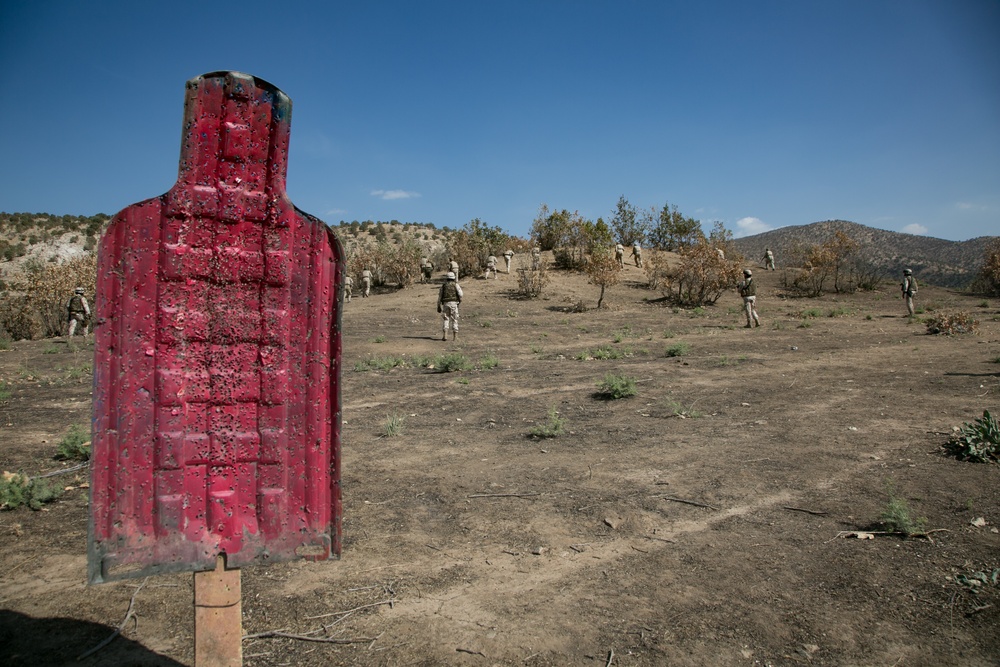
[900,268,918,317]
[762,247,775,270]
[66,287,90,337]
[344,275,353,302]
[420,257,434,284]
[615,243,625,269]
[503,248,514,273]
[738,269,760,328]
[484,254,498,279]
[437,271,463,341]
[631,241,643,268]
[361,268,373,297]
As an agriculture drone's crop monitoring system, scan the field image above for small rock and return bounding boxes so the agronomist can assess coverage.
[970,517,987,527]
[532,546,548,556]
[790,346,798,351]
[604,515,623,530]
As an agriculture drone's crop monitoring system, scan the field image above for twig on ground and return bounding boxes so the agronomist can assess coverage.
[468,492,540,499]
[77,577,148,660]
[457,647,487,657]
[243,630,375,644]
[606,648,615,666]
[643,535,677,544]
[304,599,396,620]
[36,462,89,478]
[783,506,828,516]
[659,496,718,510]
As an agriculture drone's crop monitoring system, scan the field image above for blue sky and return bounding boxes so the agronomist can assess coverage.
[1,1,997,241]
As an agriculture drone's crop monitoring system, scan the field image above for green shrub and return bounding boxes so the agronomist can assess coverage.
[0,472,65,510]
[529,405,565,438]
[664,342,690,358]
[434,353,471,372]
[478,351,500,370]
[55,424,90,461]
[597,373,637,399]
[800,308,823,318]
[944,410,1000,463]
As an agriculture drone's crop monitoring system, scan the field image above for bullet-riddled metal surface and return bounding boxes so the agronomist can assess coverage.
[89,72,343,583]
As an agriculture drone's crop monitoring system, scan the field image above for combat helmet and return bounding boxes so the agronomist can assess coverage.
[743,269,752,277]
[903,268,912,275]
[74,287,85,294]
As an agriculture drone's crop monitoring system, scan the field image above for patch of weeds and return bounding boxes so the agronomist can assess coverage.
[55,424,90,461]
[578,345,623,360]
[944,410,999,463]
[478,351,500,370]
[665,399,701,419]
[529,405,565,438]
[596,373,637,399]
[64,363,92,381]
[954,570,1000,593]
[827,307,852,317]
[662,330,676,339]
[42,345,60,354]
[865,314,873,320]
[992,356,1000,364]
[457,377,470,385]
[664,342,690,358]
[879,484,927,536]
[530,345,542,354]
[690,307,706,317]
[0,337,11,351]
[0,472,65,510]
[382,413,405,437]
[798,320,812,329]
[373,335,386,343]
[977,300,990,308]
[504,309,518,318]
[925,312,978,335]
[355,355,408,372]
[434,353,472,372]
[480,320,493,328]
[771,321,783,330]
[0,381,10,402]
[800,308,823,318]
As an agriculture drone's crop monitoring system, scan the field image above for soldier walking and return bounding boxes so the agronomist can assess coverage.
[762,247,775,270]
[361,268,372,297]
[420,257,434,284]
[900,268,918,316]
[631,241,643,268]
[615,243,625,269]
[344,275,353,302]
[437,271,463,341]
[484,254,498,279]
[738,269,760,328]
[66,287,90,337]
[448,258,460,278]
[503,248,514,273]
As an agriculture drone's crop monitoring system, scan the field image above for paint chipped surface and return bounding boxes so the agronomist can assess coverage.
[89,72,343,583]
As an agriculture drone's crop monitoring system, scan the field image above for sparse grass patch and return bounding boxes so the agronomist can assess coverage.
[55,424,90,461]
[529,405,565,438]
[944,410,999,463]
[925,312,978,335]
[42,345,60,354]
[665,399,701,418]
[596,373,637,399]
[382,413,405,437]
[827,307,852,317]
[664,342,690,358]
[434,353,472,372]
[662,330,676,339]
[798,320,812,329]
[879,484,927,536]
[800,308,823,318]
[771,321,784,330]
[0,472,65,510]
[373,335,386,343]
[355,355,408,372]
[480,320,493,328]
[478,351,500,370]
[0,381,10,402]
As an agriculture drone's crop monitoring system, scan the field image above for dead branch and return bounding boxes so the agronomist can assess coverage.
[643,535,677,544]
[606,648,615,666]
[304,599,396,620]
[467,492,540,499]
[783,506,828,516]
[243,630,376,644]
[457,647,487,657]
[77,577,148,660]
[36,462,89,479]
[659,496,718,510]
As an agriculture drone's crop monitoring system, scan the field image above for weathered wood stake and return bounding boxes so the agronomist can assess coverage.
[194,555,242,666]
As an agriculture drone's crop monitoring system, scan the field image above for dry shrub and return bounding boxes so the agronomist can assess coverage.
[516,264,549,298]
[0,254,97,339]
[656,241,743,306]
[585,246,622,308]
[925,312,978,336]
[970,238,1000,296]
[346,241,422,289]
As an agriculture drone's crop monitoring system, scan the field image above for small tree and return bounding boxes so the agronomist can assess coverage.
[659,239,743,306]
[585,246,622,308]
[971,238,1000,296]
[609,195,648,246]
[648,202,703,251]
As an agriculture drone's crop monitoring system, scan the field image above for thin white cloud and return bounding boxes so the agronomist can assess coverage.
[901,223,928,235]
[371,189,421,201]
[955,202,988,212]
[324,208,348,216]
[733,217,772,238]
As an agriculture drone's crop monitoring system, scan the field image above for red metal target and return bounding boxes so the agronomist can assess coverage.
[88,72,343,583]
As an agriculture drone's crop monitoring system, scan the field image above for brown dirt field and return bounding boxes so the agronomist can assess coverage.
[1,258,999,666]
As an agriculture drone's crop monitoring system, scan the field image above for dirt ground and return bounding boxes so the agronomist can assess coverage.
[1,258,998,667]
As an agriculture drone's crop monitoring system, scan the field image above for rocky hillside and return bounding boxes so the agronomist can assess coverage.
[732,220,996,288]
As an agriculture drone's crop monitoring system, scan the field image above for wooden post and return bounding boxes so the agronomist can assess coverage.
[194,554,242,666]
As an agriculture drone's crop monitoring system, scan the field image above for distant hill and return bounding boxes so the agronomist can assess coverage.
[732,220,996,288]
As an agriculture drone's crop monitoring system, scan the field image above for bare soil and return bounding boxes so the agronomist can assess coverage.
[1,259,998,666]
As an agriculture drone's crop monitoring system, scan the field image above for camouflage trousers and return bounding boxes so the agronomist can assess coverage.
[504,258,512,273]
[905,293,914,316]
[440,302,460,332]
[67,313,88,337]
[362,277,371,297]
[743,296,760,327]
